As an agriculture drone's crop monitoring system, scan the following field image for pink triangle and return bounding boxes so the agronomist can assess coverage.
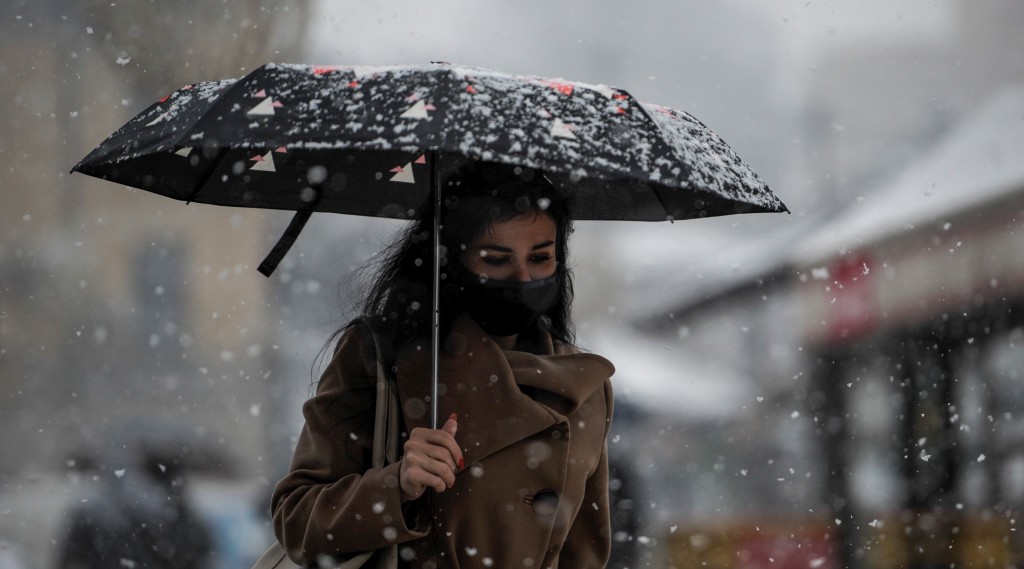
[273,101,284,108]
[254,89,267,98]
[250,154,264,161]
[275,146,288,153]
[414,154,426,164]
[390,165,405,173]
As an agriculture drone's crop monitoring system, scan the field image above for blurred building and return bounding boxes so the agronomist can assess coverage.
[798,0,1024,213]
[0,2,308,567]
[609,3,1024,567]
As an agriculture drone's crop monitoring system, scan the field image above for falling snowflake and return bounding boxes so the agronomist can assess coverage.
[116,56,131,66]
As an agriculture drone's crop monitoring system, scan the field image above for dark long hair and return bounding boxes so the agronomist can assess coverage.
[347,161,576,361]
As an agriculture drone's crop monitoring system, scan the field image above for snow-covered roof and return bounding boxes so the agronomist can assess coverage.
[608,212,805,321]
[618,82,1024,320]
[795,83,1024,264]
[581,323,752,421]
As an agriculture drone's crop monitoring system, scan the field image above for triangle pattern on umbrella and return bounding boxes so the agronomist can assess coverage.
[250,151,276,172]
[591,84,617,99]
[540,79,575,96]
[400,100,434,119]
[389,162,415,184]
[551,118,577,139]
[247,96,280,116]
[146,111,171,127]
[174,146,193,157]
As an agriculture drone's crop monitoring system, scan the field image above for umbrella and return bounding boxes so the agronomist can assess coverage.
[73,62,788,427]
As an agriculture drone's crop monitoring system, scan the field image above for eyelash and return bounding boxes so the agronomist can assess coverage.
[482,254,552,266]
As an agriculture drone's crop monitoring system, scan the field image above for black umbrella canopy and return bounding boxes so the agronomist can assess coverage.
[73,62,787,224]
[73,62,787,428]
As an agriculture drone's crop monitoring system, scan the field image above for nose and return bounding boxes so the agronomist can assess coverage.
[511,262,532,282]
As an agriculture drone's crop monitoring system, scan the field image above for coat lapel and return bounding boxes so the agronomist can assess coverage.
[393,315,614,466]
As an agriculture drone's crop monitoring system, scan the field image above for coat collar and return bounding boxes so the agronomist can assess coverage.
[393,314,614,465]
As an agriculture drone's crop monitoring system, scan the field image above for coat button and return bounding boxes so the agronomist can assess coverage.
[531,489,559,516]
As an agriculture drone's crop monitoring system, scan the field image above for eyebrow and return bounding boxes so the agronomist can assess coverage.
[478,240,555,253]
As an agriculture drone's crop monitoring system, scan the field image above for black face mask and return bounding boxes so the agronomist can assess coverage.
[451,264,559,337]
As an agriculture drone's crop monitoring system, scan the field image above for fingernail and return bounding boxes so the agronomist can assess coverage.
[450,413,458,422]
[458,458,465,470]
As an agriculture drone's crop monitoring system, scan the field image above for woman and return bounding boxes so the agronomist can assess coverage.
[271,162,616,568]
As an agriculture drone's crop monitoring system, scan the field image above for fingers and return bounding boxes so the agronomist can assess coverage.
[405,436,459,472]
[398,419,466,502]
[442,414,466,471]
[442,413,458,436]
[401,452,455,497]
[411,425,464,468]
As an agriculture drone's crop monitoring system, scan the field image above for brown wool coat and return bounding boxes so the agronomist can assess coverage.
[271,314,615,569]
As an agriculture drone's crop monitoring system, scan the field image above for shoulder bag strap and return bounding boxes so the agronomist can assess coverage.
[369,329,401,469]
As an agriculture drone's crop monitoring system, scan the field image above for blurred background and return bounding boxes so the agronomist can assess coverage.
[2,1,1023,568]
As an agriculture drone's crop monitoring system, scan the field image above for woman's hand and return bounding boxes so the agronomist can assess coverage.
[399,413,464,502]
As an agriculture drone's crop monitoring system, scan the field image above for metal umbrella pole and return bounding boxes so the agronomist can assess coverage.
[430,150,443,430]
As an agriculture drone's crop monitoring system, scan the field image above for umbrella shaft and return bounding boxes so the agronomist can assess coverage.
[431,151,442,430]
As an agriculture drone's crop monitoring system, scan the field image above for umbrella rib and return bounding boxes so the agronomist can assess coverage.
[627,100,687,221]
[632,100,786,217]
[184,147,228,203]
[175,68,265,203]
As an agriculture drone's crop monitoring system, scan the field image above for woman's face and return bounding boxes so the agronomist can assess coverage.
[460,211,557,282]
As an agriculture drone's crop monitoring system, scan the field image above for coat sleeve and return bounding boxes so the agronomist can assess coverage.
[559,379,614,568]
[271,324,430,565]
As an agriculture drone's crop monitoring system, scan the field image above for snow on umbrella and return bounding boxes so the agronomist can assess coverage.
[72,62,788,426]
[73,62,786,265]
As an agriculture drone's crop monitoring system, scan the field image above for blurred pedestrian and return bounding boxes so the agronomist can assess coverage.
[56,445,213,569]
